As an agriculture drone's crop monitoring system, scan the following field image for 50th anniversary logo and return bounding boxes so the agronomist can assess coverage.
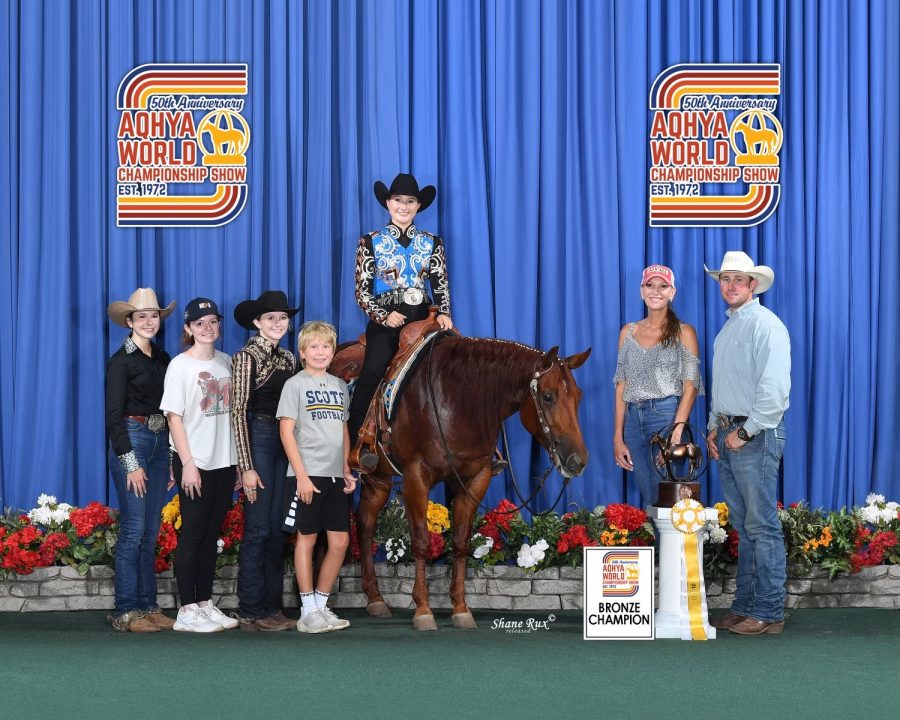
[648,63,782,227]
[115,63,249,227]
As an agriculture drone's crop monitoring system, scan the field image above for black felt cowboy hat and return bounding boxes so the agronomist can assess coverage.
[373,173,436,211]
[233,290,299,330]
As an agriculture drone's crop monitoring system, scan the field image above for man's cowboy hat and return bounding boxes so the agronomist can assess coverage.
[373,173,436,211]
[107,288,176,328]
[704,251,774,294]
[233,290,299,330]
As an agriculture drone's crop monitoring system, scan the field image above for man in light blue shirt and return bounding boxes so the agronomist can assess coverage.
[704,251,790,635]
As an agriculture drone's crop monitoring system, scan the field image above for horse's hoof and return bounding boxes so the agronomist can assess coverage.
[367,601,392,618]
[412,614,438,631]
[451,612,477,629]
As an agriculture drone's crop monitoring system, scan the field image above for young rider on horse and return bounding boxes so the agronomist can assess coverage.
[347,173,453,471]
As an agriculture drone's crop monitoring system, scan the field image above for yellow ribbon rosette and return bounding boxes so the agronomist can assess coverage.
[670,498,707,640]
[671,498,705,534]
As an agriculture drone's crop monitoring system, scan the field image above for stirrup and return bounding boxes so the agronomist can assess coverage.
[358,449,379,471]
[490,458,508,476]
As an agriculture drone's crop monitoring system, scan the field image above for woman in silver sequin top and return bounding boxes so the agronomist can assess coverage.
[612,265,704,507]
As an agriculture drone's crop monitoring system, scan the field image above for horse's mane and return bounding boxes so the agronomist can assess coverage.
[426,336,542,428]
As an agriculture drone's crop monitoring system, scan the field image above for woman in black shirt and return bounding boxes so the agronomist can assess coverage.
[105,288,175,632]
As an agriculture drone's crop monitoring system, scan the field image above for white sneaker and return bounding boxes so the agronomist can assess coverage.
[296,609,334,634]
[321,606,350,630]
[173,605,224,633]
[200,602,239,630]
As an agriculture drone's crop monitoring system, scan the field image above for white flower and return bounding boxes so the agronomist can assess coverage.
[534,539,549,552]
[708,526,727,544]
[28,506,53,526]
[858,506,881,525]
[591,505,606,517]
[386,538,406,563]
[36,494,57,507]
[516,544,538,568]
[879,508,897,524]
[866,493,885,506]
[216,538,225,554]
[472,534,494,559]
[886,502,899,511]
[48,508,70,525]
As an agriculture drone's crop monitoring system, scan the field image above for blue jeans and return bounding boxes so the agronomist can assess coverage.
[237,417,289,619]
[109,420,169,615]
[623,395,680,507]
[717,420,786,623]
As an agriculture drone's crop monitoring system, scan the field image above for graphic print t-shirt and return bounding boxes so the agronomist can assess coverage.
[276,370,349,477]
[160,350,237,470]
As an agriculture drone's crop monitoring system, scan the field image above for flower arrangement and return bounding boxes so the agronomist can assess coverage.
[4,491,900,578]
[1,496,116,577]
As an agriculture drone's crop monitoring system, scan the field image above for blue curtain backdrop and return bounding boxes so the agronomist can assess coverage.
[0,0,898,512]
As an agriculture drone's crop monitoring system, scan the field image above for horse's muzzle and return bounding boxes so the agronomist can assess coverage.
[564,452,587,477]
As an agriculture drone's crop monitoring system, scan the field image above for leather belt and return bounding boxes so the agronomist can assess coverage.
[716,414,748,428]
[125,414,167,433]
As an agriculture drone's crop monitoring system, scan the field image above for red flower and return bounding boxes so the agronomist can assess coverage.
[727,529,740,558]
[605,503,648,532]
[218,500,245,550]
[37,532,70,567]
[68,502,113,538]
[479,522,503,552]
[347,512,376,561]
[789,502,800,509]
[428,532,446,560]
[556,524,596,554]
[776,501,783,510]
[484,499,518,532]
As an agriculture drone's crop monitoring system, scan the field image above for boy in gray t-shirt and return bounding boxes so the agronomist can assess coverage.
[277,321,356,633]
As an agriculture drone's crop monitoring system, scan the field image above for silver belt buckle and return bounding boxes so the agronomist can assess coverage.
[402,287,424,305]
[716,414,730,429]
[147,414,166,433]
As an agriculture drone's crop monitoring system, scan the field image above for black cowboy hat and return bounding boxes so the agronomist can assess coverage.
[233,290,299,330]
[373,173,436,211]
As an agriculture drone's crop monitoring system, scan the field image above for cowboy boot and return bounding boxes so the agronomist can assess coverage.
[350,420,379,473]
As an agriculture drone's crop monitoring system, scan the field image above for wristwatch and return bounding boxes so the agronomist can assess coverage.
[736,426,753,442]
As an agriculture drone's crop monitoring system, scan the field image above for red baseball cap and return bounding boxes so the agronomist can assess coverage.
[641,264,675,288]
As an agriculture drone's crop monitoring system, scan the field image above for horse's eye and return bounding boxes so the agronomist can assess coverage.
[542,392,554,403]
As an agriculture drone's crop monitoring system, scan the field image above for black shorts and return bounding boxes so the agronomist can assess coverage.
[282,476,350,535]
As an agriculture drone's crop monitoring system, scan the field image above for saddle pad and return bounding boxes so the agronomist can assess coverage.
[382,330,448,421]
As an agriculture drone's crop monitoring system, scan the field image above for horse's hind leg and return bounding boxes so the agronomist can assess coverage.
[357,475,392,617]
[401,465,438,631]
[449,468,491,629]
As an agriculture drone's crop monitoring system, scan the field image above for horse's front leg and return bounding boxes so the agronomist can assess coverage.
[401,465,437,631]
[449,467,491,629]
[357,475,392,617]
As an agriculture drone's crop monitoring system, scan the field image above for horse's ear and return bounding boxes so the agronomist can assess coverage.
[535,346,559,374]
[565,348,592,369]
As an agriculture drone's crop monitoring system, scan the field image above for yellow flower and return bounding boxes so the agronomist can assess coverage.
[426,501,450,533]
[600,531,617,546]
[161,496,181,530]
[714,502,729,527]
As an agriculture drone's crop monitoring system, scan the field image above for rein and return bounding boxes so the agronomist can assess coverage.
[424,338,570,516]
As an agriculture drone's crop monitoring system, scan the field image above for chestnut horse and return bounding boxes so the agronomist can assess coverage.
[356,335,591,630]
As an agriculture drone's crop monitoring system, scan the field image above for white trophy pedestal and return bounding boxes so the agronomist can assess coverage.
[650,506,718,640]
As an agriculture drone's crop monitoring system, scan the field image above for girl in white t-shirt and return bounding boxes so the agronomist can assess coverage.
[160,297,238,633]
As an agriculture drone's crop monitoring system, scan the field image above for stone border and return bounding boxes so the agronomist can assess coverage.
[2,563,899,612]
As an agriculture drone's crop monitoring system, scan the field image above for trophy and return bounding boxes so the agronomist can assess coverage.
[649,421,707,507]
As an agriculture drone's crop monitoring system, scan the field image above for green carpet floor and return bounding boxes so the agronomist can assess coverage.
[2,609,898,719]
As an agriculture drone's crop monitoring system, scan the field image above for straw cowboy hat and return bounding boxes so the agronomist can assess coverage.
[704,251,774,294]
[107,288,176,328]
[373,173,436,211]
[233,290,299,330]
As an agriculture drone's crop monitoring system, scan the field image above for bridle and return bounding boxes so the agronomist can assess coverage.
[528,359,569,477]
[425,340,573,515]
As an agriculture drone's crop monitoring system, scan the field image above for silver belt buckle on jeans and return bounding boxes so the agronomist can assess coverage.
[147,414,166,433]
[716,414,731,429]
[402,287,424,305]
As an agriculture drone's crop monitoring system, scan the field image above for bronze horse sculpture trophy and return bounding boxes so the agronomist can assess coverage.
[342,331,591,631]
